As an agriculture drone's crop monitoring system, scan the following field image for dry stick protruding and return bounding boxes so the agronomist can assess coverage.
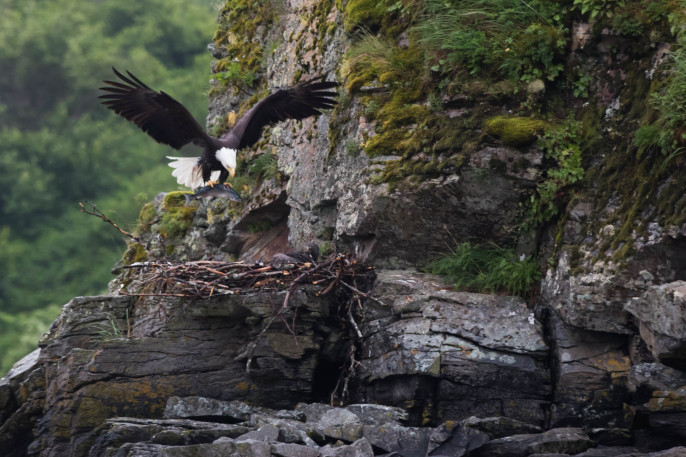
[79,201,148,248]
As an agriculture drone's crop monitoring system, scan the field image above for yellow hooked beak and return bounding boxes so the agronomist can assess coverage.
[228,167,236,179]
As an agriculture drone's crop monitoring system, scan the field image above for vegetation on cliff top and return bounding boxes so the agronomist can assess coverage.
[334,0,686,290]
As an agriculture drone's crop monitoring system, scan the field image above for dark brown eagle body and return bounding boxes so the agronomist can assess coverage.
[99,68,338,188]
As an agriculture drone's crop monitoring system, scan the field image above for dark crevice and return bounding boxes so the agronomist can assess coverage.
[311,356,342,403]
[184,415,243,425]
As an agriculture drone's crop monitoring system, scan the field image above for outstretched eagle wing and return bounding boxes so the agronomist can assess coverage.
[230,76,338,149]
[99,68,210,149]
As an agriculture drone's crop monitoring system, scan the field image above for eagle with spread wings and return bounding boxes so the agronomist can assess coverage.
[99,68,338,188]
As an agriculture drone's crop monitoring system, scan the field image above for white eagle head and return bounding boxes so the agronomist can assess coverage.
[216,147,237,178]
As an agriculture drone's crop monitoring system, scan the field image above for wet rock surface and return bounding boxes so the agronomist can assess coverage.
[10,395,686,457]
[351,270,551,426]
[3,267,686,456]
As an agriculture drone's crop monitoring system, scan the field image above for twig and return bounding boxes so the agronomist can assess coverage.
[242,313,279,375]
[79,201,148,248]
[339,280,385,306]
[120,292,193,297]
[281,260,332,311]
[347,309,363,339]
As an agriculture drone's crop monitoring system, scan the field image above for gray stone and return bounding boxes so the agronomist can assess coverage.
[164,397,304,422]
[345,404,408,425]
[362,423,432,456]
[111,438,272,456]
[271,442,321,457]
[317,408,364,442]
[0,348,45,454]
[573,447,641,456]
[625,281,686,364]
[3,287,336,456]
[86,417,252,454]
[547,312,632,428]
[541,250,634,334]
[647,448,686,457]
[427,422,489,457]
[251,414,325,445]
[297,403,337,423]
[353,272,550,425]
[1,348,41,382]
[464,416,543,439]
[319,437,374,457]
[628,363,686,394]
[587,428,633,447]
[472,427,593,457]
[236,425,280,443]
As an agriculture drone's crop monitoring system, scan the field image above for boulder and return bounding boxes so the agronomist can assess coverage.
[472,427,593,457]
[625,282,686,367]
[547,312,632,427]
[353,270,550,426]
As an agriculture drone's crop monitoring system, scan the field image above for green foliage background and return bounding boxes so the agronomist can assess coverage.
[0,0,217,375]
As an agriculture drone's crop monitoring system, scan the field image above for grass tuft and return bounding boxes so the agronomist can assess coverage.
[425,242,540,298]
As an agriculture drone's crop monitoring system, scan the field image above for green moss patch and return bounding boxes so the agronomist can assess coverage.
[339,0,394,32]
[159,206,196,239]
[162,191,192,210]
[134,202,158,235]
[158,192,197,239]
[483,116,548,147]
[122,243,148,265]
[212,0,277,92]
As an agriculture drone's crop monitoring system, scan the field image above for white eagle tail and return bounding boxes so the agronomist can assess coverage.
[166,156,219,189]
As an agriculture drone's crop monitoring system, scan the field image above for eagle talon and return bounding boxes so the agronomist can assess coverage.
[206,180,218,187]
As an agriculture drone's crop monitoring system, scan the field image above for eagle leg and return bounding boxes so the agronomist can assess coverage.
[217,168,230,184]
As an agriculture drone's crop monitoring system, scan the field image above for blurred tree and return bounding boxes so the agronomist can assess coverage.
[0,0,216,374]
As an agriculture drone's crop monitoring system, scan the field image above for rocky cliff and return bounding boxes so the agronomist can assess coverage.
[2,0,686,456]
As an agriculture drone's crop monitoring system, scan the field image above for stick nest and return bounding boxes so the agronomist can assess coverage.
[119,254,377,301]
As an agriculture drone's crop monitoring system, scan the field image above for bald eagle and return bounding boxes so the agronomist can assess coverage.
[99,68,338,188]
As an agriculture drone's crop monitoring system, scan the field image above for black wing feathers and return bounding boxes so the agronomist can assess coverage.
[99,68,208,149]
[100,68,338,151]
[233,76,338,149]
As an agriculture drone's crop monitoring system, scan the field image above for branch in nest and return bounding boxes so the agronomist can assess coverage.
[339,280,385,306]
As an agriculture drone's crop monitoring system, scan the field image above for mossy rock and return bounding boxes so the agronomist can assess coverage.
[380,104,430,130]
[213,0,275,77]
[341,0,393,32]
[139,202,157,225]
[159,206,197,239]
[162,191,193,210]
[135,202,158,234]
[483,116,548,147]
[346,76,368,93]
[122,243,148,265]
[365,127,407,157]
[157,193,197,239]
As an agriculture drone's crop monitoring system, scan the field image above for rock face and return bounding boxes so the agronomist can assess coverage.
[351,271,551,426]
[625,281,686,366]
[2,262,686,456]
[4,0,686,456]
